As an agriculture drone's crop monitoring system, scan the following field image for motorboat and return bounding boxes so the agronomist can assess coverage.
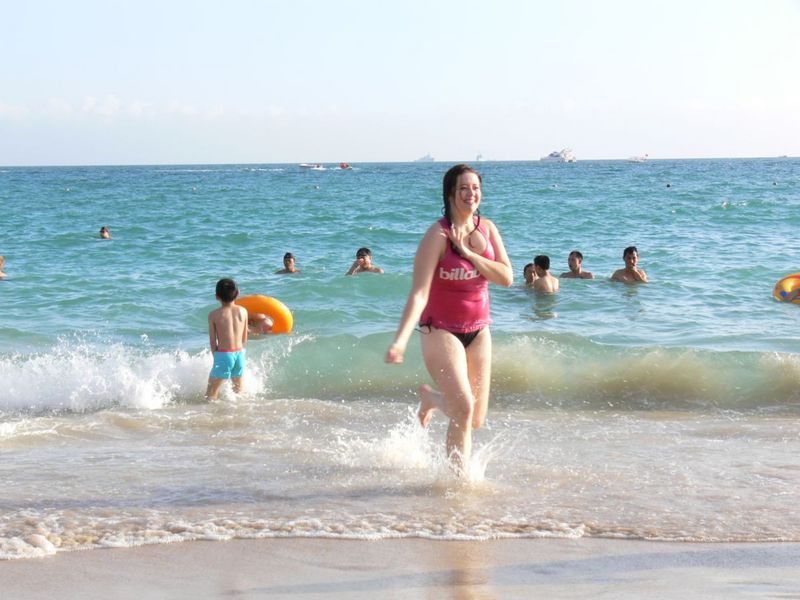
[627,154,649,163]
[299,163,325,170]
[338,162,353,170]
[540,149,576,163]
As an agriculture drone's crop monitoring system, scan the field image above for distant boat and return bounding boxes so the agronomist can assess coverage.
[540,149,576,163]
[338,162,353,170]
[627,154,649,163]
[299,163,323,169]
[414,154,434,162]
[476,153,484,162]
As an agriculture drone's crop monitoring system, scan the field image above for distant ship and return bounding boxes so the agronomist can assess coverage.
[627,154,649,163]
[476,153,484,162]
[414,154,434,162]
[540,149,576,163]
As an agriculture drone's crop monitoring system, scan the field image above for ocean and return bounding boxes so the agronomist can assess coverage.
[1,158,799,559]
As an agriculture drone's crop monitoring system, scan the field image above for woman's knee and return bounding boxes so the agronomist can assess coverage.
[449,398,474,428]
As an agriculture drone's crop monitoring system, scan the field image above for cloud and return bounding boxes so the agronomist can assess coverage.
[0,101,30,119]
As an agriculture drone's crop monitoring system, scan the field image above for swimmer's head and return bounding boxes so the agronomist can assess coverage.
[534,255,550,271]
[356,247,371,259]
[215,278,239,303]
[283,252,295,268]
[523,262,536,283]
[568,250,583,271]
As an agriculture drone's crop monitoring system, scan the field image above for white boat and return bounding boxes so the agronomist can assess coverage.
[627,154,649,163]
[299,163,325,170]
[414,154,434,162]
[540,149,576,163]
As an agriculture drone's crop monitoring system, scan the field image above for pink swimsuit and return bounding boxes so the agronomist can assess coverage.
[419,217,496,333]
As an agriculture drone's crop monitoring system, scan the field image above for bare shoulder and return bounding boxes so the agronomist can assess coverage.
[480,217,500,233]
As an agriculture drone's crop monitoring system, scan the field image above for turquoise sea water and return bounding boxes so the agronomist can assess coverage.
[1,159,799,558]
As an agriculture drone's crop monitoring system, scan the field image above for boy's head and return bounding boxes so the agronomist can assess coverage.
[283,252,295,267]
[533,255,550,272]
[623,246,638,259]
[215,278,239,303]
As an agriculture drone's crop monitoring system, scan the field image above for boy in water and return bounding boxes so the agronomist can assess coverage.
[559,250,594,279]
[611,246,648,283]
[532,255,559,293]
[346,247,384,275]
[206,278,248,400]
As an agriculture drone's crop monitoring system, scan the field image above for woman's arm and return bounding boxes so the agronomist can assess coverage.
[449,218,513,287]
[385,224,444,363]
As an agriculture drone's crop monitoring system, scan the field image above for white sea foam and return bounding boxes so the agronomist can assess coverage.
[0,341,268,414]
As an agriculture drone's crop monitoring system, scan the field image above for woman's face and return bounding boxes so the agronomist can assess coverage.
[449,172,482,215]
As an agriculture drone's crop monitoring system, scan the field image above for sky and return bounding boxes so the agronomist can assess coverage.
[1,0,799,165]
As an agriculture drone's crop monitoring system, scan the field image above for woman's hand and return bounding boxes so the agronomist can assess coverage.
[446,224,472,259]
[385,343,405,364]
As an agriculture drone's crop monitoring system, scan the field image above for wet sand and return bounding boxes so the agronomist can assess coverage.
[1,538,799,599]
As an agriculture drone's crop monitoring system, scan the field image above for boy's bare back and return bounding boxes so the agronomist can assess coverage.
[208,304,248,351]
[533,273,560,293]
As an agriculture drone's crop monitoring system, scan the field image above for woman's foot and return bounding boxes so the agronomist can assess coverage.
[417,384,439,427]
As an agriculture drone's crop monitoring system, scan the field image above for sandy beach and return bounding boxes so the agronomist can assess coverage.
[1,538,799,599]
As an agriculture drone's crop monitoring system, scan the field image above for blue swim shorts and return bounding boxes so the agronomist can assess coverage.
[210,349,246,379]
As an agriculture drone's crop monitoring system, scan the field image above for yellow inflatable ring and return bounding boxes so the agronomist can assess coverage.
[773,273,800,304]
[235,295,294,333]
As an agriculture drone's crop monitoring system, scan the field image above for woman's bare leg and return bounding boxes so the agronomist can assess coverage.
[420,328,475,467]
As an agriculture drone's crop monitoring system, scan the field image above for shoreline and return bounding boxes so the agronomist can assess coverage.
[1,538,799,599]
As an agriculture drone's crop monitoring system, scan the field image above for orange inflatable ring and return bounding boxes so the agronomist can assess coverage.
[772,273,800,304]
[235,295,294,333]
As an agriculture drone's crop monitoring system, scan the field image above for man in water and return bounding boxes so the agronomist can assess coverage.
[559,250,594,279]
[523,262,537,287]
[346,247,384,275]
[276,252,300,274]
[611,246,648,283]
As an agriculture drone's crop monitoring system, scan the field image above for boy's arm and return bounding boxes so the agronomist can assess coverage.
[240,307,248,346]
[208,313,218,352]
